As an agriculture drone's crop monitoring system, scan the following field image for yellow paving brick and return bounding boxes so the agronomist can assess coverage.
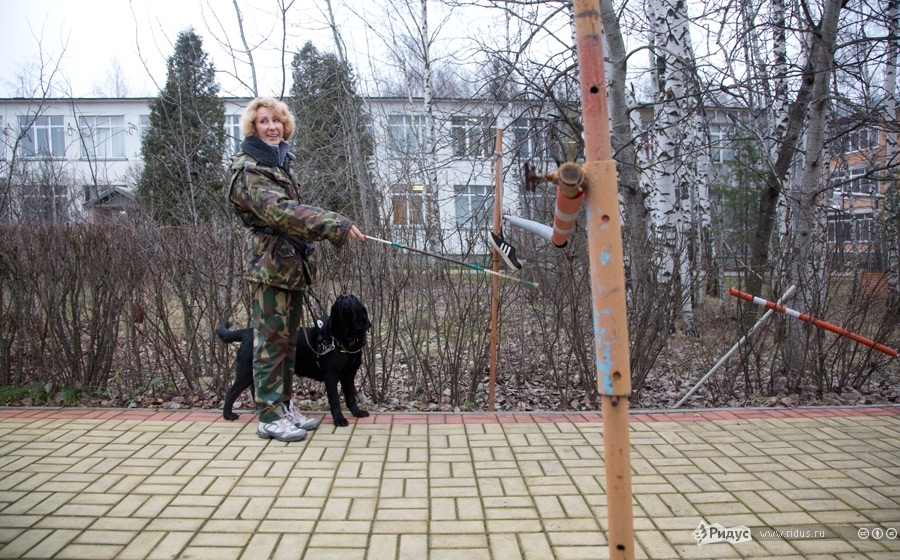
[56,543,125,559]
[366,534,397,559]
[486,519,544,533]
[117,531,166,560]
[519,532,554,560]
[180,545,244,560]
[1,410,900,559]
[74,529,136,546]
[488,533,524,560]
[372,520,428,534]
[431,533,489,548]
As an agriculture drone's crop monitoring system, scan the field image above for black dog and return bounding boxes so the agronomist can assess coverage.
[218,294,371,427]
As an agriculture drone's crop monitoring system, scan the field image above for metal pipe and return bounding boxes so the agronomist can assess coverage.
[673,285,798,409]
[729,288,898,357]
[489,129,504,411]
[365,235,538,288]
[572,1,634,558]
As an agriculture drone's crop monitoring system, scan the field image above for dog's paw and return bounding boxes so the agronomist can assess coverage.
[223,411,239,421]
[352,409,369,418]
[333,415,350,427]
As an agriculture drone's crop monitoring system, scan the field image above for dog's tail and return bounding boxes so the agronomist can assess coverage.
[217,322,244,344]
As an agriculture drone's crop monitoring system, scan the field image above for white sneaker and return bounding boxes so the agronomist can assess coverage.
[257,415,307,442]
[284,401,320,431]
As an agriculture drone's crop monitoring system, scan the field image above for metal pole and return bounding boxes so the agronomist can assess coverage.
[572,1,634,558]
[365,236,538,287]
[729,288,899,357]
[489,129,504,411]
[673,285,797,409]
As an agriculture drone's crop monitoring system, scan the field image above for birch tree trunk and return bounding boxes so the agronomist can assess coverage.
[599,0,651,298]
[230,0,258,97]
[885,0,900,310]
[645,0,707,337]
[420,0,442,260]
[745,10,840,299]
[782,0,845,375]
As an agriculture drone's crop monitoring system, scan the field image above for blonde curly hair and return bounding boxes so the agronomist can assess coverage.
[240,97,295,141]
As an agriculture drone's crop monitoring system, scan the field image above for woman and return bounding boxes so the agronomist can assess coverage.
[229,97,365,442]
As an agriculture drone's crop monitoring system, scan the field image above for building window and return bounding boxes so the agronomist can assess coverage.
[22,182,68,222]
[454,184,493,228]
[387,114,426,156]
[830,166,876,195]
[79,116,126,160]
[838,127,879,154]
[451,116,495,158]
[139,115,151,138]
[827,212,873,244]
[18,115,65,158]
[708,123,735,163]
[512,118,547,160]
[226,114,242,154]
[392,184,427,226]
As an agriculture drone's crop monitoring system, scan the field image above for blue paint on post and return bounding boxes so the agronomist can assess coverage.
[600,250,611,265]
[594,316,616,395]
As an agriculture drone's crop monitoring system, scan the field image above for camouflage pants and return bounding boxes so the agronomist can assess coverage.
[250,282,305,423]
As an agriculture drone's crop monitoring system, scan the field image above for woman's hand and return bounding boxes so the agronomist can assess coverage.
[348,225,366,240]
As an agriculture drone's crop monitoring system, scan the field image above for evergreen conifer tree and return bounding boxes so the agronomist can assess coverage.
[138,28,226,224]
[288,42,373,222]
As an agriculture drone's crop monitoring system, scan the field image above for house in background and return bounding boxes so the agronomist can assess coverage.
[0,97,246,224]
[826,123,885,258]
[0,96,565,256]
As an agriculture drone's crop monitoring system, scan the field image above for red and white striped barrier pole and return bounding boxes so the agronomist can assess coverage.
[728,288,898,357]
[549,162,586,248]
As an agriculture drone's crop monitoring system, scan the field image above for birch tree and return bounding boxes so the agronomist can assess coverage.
[644,0,709,337]
[778,0,845,374]
[0,36,69,223]
[885,0,899,309]
[351,0,460,255]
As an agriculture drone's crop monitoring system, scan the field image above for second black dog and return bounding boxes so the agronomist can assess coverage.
[218,294,371,427]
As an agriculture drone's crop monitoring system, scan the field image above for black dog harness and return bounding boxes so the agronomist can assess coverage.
[300,290,365,359]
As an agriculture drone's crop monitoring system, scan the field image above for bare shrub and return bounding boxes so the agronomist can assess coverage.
[1,221,896,411]
[0,223,143,393]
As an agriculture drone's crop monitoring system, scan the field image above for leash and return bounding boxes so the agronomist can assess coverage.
[300,288,333,357]
[302,288,327,321]
[365,235,539,288]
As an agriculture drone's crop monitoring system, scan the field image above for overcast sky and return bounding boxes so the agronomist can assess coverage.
[0,0,380,99]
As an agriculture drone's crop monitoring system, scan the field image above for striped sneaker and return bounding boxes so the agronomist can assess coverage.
[284,401,320,431]
[257,415,307,442]
[489,229,522,271]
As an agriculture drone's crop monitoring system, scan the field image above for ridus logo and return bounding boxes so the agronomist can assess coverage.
[693,520,752,546]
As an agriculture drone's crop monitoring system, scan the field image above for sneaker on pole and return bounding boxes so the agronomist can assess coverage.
[489,229,523,271]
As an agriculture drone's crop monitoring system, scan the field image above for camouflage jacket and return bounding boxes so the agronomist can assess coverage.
[229,137,352,291]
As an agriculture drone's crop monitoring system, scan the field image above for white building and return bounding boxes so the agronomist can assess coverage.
[0,96,560,254]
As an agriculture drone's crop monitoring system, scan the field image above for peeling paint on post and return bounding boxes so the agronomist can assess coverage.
[572,0,635,559]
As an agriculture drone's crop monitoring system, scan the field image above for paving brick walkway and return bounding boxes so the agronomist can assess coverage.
[0,406,898,559]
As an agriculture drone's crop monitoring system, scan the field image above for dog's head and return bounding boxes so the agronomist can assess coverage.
[327,294,371,352]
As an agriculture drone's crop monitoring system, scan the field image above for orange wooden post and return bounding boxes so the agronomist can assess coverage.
[572,1,635,558]
[489,129,504,411]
